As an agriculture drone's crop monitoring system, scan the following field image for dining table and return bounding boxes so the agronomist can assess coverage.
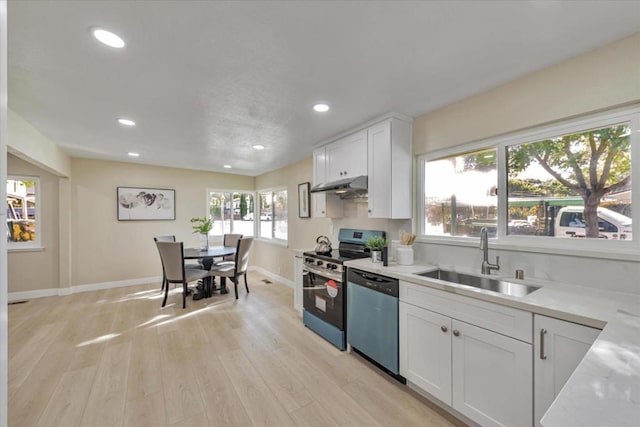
[184,246,236,297]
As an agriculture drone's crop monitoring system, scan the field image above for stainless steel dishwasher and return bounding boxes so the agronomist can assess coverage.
[347,268,403,381]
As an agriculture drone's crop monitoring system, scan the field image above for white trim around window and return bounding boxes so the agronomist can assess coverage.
[205,188,257,239]
[256,187,288,245]
[417,105,640,261]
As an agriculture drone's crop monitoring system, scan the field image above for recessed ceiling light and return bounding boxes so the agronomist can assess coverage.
[127,152,140,157]
[252,144,265,150]
[223,165,232,169]
[91,27,125,48]
[118,118,136,126]
[313,103,330,113]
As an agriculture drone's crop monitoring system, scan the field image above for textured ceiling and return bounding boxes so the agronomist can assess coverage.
[7,1,640,176]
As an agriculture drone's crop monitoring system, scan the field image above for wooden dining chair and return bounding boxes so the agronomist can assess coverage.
[209,237,254,299]
[155,241,211,308]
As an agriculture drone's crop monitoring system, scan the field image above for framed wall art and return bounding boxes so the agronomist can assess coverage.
[117,187,176,221]
[298,182,310,218]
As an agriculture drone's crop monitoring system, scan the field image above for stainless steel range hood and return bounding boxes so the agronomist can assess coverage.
[310,175,367,197]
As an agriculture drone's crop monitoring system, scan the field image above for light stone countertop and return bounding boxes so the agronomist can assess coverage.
[343,258,640,427]
[343,258,640,328]
[541,310,640,427]
[290,248,313,257]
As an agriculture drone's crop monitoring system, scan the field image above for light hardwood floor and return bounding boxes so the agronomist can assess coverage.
[8,272,465,427]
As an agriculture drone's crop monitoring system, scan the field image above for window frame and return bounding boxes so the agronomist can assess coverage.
[257,187,288,245]
[6,175,42,251]
[205,188,256,239]
[417,105,640,261]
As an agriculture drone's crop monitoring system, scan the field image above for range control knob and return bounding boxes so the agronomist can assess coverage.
[305,258,314,263]
[316,260,324,266]
[327,263,337,270]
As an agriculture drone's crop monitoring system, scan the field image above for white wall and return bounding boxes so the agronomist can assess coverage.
[412,33,640,294]
[252,157,409,282]
[7,154,60,292]
[70,158,255,287]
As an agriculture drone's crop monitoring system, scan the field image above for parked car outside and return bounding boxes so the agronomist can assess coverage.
[242,212,272,221]
[555,206,632,240]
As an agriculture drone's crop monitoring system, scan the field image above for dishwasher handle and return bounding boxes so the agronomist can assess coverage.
[347,268,399,297]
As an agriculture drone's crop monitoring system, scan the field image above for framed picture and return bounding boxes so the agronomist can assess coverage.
[117,187,175,221]
[298,182,310,218]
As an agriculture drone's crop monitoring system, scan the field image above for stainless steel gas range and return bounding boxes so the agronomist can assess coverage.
[302,228,385,350]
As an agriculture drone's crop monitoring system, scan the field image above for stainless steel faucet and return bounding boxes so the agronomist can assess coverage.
[480,227,500,275]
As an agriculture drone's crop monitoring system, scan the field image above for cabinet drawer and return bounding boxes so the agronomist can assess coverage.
[400,281,532,343]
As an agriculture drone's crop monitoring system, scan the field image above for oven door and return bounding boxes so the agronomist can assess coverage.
[303,265,344,330]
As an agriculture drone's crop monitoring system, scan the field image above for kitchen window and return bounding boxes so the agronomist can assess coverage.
[506,123,631,241]
[419,106,639,255]
[423,148,497,238]
[258,188,288,242]
[207,190,255,237]
[6,176,41,249]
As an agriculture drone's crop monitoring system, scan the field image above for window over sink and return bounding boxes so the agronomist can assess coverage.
[423,148,497,238]
[418,106,639,256]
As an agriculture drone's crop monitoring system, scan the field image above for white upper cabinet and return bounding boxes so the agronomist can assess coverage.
[312,113,412,219]
[367,119,412,218]
[533,315,600,427]
[325,129,368,182]
[312,147,343,218]
[312,147,327,218]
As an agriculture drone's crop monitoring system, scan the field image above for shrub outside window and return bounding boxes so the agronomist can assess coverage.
[6,176,41,248]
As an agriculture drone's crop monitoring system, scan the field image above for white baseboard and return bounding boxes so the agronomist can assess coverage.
[8,268,293,302]
[248,266,295,288]
[7,288,60,302]
[8,276,162,302]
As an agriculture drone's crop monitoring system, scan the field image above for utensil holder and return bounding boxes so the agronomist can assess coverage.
[397,246,413,265]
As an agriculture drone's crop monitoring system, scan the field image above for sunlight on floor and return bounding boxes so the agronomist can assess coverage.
[76,333,120,347]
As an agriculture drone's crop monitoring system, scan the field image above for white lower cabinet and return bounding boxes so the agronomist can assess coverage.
[400,282,533,427]
[400,302,452,404]
[533,314,600,426]
[452,319,532,427]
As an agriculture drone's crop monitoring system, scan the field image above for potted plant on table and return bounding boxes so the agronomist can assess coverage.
[191,216,213,250]
[365,236,387,263]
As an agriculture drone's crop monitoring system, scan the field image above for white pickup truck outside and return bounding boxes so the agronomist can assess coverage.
[555,206,632,240]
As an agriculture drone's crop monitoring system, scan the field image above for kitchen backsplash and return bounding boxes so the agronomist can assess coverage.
[328,200,411,243]
[413,242,640,295]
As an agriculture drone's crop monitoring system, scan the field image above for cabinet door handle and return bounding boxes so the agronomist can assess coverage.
[441,325,448,333]
[540,329,547,360]
[452,329,460,337]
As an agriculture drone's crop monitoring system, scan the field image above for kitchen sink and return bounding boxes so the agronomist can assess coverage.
[416,269,540,297]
